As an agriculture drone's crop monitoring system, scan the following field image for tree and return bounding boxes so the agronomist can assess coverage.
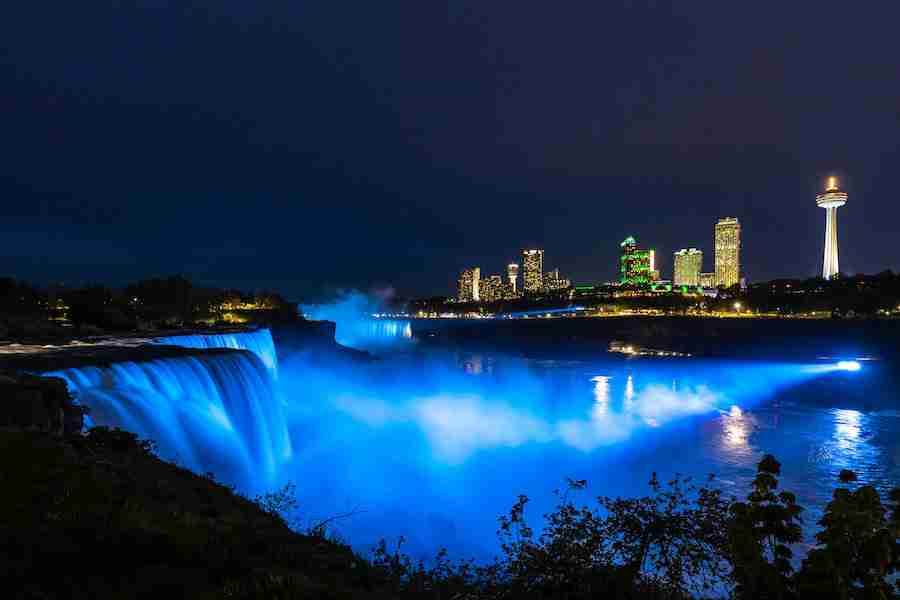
[728,454,803,599]
[795,470,899,599]
[600,473,731,597]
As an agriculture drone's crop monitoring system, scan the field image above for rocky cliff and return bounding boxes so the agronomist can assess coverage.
[0,374,84,436]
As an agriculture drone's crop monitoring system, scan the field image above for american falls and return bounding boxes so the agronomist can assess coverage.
[44,329,290,490]
[154,328,279,378]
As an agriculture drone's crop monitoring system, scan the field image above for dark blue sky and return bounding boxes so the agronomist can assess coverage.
[3,2,899,299]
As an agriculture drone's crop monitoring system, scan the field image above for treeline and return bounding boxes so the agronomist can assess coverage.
[0,275,298,338]
[741,271,900,316]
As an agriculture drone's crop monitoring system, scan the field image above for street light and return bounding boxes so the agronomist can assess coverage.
[734,301,742,312]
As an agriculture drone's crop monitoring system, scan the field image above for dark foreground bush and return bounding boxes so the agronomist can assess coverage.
[370,457,900,600]
[2,427,898,599]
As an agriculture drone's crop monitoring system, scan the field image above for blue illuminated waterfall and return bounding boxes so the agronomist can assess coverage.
[336,319,412,348]
[155,328,279,378]
[45,332,290,490]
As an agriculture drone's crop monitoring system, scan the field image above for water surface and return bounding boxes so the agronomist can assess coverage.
[274,319,900,560]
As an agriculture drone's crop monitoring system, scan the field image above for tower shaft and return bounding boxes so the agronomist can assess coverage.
[823,206,840,279]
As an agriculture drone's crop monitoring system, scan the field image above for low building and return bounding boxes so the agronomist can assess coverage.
[543,268,571,292]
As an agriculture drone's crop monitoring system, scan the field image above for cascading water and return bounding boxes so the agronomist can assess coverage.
[154,328,279,378]
[45,340,290,490]
[334,319,412,348]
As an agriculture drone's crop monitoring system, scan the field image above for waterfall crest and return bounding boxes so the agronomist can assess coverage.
[155,328,279,378]
[336,319,412,348]
[45,348,291,488]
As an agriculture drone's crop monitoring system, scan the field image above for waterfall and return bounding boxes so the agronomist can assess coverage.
[336,319,413,348]
[154,328,279,378]
[45,349,291,489]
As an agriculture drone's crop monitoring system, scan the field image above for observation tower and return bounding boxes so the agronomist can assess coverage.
[816,176,848,279]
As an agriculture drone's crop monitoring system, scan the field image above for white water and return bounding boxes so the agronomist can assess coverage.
[45,329,290,489]
[154,329,279,378]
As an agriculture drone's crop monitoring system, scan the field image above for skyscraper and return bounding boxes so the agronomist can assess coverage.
[620,236,653,287]
[507,263,519,294]
[673,248,703,286]
[480,274,503,302]
[457,267,480,303]
[817,176,848,279]
[714,218,741,288]
[522,250,543,294]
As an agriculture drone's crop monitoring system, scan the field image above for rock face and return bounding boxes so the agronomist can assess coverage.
[0,374,84,435]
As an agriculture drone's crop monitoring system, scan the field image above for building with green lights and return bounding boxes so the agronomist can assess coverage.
[620,236,653,287]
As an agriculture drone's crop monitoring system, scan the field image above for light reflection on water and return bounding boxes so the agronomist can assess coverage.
[834,408,862,451]
[277,346,900,561]
[722,405,750,451]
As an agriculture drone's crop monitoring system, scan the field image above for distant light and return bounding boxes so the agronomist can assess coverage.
[836,360,861,372]
[733,302,742,310]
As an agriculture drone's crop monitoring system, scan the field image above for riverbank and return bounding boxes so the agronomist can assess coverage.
[407,315,900,361]
[1,427,389,598]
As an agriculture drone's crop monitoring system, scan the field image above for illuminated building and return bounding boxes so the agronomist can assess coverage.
[817,176,848,279]
[673,248,703,287]
[650,280,673,292]
[649,250,661,281]
[620,236,652,287]
[543,268,571,292]
[507,263,519,294]
[457,267,480,302]
[714,217,741,288]
[699,272,716,288]
[480,274,503,302]
[522,249,543,294]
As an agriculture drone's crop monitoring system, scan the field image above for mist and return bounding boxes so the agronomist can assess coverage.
[268,318,845,559]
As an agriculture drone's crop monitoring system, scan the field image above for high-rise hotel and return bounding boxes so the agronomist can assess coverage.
[714,217,741,288]
[522,249,543,294]
[457,267,480,303]
[673,248,703,287]
[620,236,653,287]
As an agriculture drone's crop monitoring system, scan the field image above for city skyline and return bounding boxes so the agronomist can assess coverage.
[450,190,856,298]
[456,248,571,302]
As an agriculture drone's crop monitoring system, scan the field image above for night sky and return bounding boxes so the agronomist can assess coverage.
[3,2,899,299]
